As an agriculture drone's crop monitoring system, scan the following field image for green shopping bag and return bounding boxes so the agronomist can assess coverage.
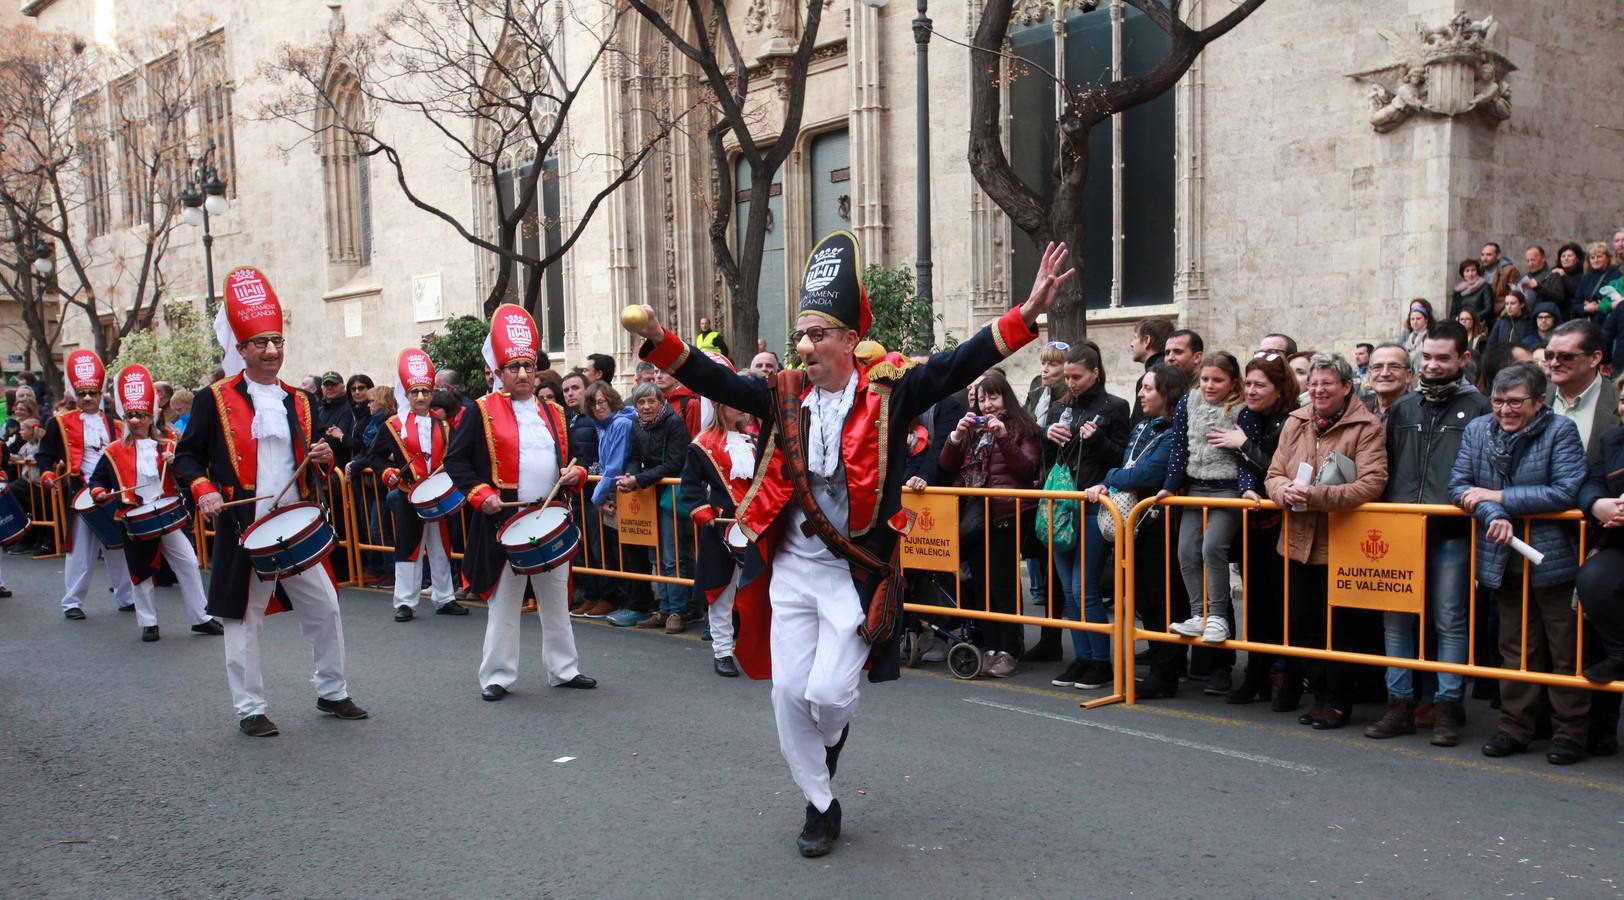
[1035,462,1078,553]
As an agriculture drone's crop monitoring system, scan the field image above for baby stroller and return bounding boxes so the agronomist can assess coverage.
[899,570,987,679]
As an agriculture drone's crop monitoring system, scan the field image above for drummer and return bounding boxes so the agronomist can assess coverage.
[172,265,367,738]
[37,348,136,619]
[677,389,766,678]
[88,364,222,642]
[444,303,596,701]
[353,348,468,622]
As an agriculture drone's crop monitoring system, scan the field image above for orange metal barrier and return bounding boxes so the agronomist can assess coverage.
[17,461,65,558]
[189,468,360,588]
[1120,496,1623,705]
[567,475,698,587]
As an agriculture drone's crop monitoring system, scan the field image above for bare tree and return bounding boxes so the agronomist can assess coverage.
[0,19,219,390]
[968,0,1265,338]
[626,0,826,358]
[260,0,686,317]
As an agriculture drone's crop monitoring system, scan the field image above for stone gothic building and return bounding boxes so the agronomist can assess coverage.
[19,0,1624,393]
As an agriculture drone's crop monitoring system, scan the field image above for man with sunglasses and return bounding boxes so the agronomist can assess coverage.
[174,266,365,738]
[1546,319,1618,460]
[444,303,595,702]
[37,348,135,619]
[624,230,1074,858]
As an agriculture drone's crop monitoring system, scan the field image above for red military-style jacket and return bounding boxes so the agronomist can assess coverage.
[357,411,454,564]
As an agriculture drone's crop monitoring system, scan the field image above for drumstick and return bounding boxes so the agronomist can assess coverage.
[214,455,314,512]
[491,458,578,510]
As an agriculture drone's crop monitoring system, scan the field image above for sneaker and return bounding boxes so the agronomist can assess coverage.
[1169,615,1205,638]
[1052,659,1089,688]
[796,799,842,858]
[606,608,650,627]
[1076,660,1113,690]
[921,634,949,663]
[1363,697,1416,739]
[1199,617,1231,643]
[664,613,686,634]
[579,600,617,618]
[1203,668,1232,697]
[637,611,667,629]
[985,651,1017,678]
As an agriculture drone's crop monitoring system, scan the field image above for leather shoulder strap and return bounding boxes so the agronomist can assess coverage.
[768,369,885,576]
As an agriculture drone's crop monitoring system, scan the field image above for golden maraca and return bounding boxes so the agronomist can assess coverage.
[620,305,651,333]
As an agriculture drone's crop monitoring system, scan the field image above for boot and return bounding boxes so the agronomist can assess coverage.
[1430,701,1465,747]
[1363,697,1416,739]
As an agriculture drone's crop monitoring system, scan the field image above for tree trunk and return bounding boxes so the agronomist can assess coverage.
[724,167,775,361]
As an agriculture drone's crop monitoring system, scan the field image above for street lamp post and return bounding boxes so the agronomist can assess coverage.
[860,0,934,351]
[179,142,229,318]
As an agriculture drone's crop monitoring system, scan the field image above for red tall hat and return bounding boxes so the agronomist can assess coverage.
[66,349,105,393]
[113,364,156,418]
[222,266,284,344]
[488,303,540,367]
[395,348,436,418]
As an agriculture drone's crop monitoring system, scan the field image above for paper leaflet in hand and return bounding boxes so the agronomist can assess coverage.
[1291,461,1313,512]
[1508,535,1544,566]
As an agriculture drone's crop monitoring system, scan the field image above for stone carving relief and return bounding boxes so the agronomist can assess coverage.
[1351,12,1514,134]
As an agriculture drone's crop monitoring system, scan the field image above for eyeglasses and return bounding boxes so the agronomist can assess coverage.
[1490,396,1534,409]
[1368,362,1410,373]
[502,361,537,373]
[78,390,101,399]
[125,412,150,420]
[790,326,847,345]
[407,387,433,396]
[1546,351,1592,365]
[347,384,368,391]
[244,336,285,350]
[1045,340,1070,350]
[1252,351,1282,361]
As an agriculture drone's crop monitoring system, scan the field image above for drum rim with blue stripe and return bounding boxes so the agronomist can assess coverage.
[124,495,189,541]
[0,479,31,545]
[238,502,336,581]
[407,471,465,521]
[72,486,126,550]
[496,502,580,575]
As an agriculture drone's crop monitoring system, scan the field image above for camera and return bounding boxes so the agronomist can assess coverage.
[969,415,989,429]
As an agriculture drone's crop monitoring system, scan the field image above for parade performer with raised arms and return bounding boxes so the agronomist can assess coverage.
[443,303,597,701]
[354,348,468,622]
[623,231,1073,857]
[172,265,368,738]
[37,347,134,619]
[88,364,222,642]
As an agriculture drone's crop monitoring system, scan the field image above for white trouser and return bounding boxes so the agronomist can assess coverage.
[394,521,454,609]
[223,565,348,719]
[62,516,134,611]
[479,562,580,689]
[769,550,867,813]
[709,568,740,659]
[130,530,212,628]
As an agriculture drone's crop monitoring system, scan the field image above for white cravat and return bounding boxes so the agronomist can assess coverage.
[415,415,433,459]
[803,370,858,482]
[80,413,109,476]
[245,380,294,513]
[724,431,756,482]
[134,438,162,505]
[513,397,557,503]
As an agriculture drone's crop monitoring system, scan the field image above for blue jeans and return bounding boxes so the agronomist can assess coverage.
[654,505,690,615]
[1382,535,1469,703]
[1053,503,1111,662]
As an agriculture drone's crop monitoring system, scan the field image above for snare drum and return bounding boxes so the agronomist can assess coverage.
[724,521,751,564]
[0,480,31,545]
[407,471,465,521]
[496,503,580,575]
[72,486,125,550]
[238,502,336,581]
[124,495,189,542]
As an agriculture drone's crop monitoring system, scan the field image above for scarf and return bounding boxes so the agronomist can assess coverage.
[1312,395,1351,435]
[1487,407,1553,479]
[1454,274,1487,296]
[1419,375,1462,404]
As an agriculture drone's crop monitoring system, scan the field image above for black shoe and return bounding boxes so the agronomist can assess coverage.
[118,603,135,613]
[1076,660,1113,690]
[316,697,369,719]
[395,605,414,622]
[1547,738,1585,766]
[557,674,597,689]
[191,619,224,636]
[0,587,11,598]
[1481,730,1528,758]
[141,625,160,642]
[1024,640,1063,663]
[239,714,279,737]
[1582,656,1624,684]
[1051,659,1089,688]
[796,799,842,858]
[1135,678,1178,700]
[436,600,470,616]
[1204,667,1233,697]
[714,656,740,678]
[481,684,507,702]
[826,725,849,780]
[64,607,86,620]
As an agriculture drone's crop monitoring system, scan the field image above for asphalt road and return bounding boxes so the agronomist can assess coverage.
[2,553,1620,899]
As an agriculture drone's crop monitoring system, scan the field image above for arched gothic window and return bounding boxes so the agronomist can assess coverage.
[317,64,370,275]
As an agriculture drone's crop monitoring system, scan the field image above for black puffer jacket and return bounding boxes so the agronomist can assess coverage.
[568,409,600,470]
[1040,382,1130,489]
[629,405,691,487]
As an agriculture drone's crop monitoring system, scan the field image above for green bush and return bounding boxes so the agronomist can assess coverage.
[425,315,489,397]
[862,263,955,357]
[110,304,221,390]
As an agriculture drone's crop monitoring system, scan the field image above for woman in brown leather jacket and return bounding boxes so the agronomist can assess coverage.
[940,370,1043,677]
